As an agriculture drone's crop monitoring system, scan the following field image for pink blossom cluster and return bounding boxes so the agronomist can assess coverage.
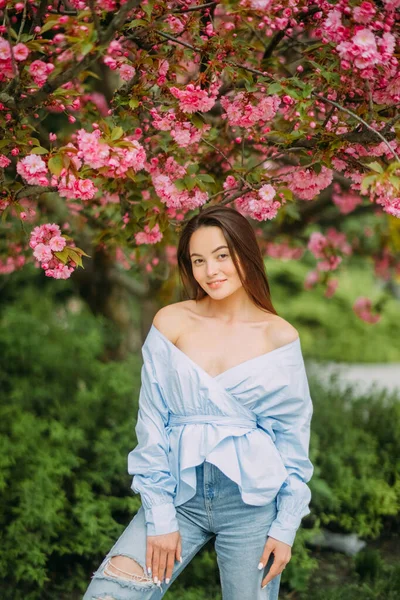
[149,107,211,148]
[134,223,163,245]
[220,92,280,129]
[29,60,55,87]
[279,166,333,201]
[170,80,221,114]
[353,297,381,323]
[16,155,49,186]
[265,240,304,260]
[332,183,363,214]
[337,29,395,72]
[29,223,75,279]
[0,154,11,168]
[57,173,98,201]
[235,184,283,222]
[372,181,400,218]
[374,248,392,281]
[147,156,208,211]
[0,243,26,275]
[308,228,352,271]
[75,129,146,177]
[317,6,398,83]
[303,270,339,298]
[0,38,29,80]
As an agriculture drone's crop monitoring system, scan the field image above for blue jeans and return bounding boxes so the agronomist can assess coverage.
[82,461,282,600]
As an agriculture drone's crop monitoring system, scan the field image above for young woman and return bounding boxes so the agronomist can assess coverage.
[83,205,314,600]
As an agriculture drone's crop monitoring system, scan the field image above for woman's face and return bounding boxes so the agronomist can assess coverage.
[189,226,244,297]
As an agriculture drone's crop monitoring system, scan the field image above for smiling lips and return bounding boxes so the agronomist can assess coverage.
[207,279,227,288]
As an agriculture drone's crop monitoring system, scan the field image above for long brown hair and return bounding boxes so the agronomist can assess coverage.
[177,205,278,315]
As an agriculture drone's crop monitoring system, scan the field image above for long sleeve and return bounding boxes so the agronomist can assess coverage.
[266,360,314,547]
[127,354,179,536]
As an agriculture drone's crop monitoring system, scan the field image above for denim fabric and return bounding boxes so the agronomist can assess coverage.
[82,461,282,600]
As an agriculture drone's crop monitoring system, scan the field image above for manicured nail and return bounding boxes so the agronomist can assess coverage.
[147,567,152,575]
[179,555,183,563]
[153,576,158,583]
[262,584,267,590]
[258,562,264,570]
[165,578,170,584]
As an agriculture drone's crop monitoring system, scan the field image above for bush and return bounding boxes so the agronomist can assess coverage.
[1,282,399,599]
[0,287,142,600]
[309,375,400,539]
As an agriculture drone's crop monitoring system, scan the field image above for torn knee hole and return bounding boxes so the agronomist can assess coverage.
[104,555,154,585]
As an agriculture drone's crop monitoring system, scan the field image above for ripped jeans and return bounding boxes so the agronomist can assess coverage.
[82,461,282,600]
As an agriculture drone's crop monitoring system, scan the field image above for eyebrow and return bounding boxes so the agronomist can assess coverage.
[190,245,229,257]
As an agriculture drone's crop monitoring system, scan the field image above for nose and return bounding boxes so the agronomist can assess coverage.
[205,259,219,277]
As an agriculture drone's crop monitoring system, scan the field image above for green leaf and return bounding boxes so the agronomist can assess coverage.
[48,156,63,176]
[367,161,384,174]
[67,249,83,268]
[174,178,186,191]
[283,202,301,220]
[53,249,69,264]
[30,147,49,155]
[184,175,197,191]
[129,98,139,110]
[40,18,59,34]
[314,163,322,175]
[196,174,215,183]
[187,164,199,175]
[360,174,377,193]
[128,19,148,27]
[110,127,124,141]
[267,82,283,95]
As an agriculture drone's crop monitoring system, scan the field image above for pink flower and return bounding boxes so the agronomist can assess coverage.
[49,235,66,251]
[0,37,11,60]
[134,223,163,245]
[337,29,381,70]
[220,92,280,129]
[353,297,380,323]
[33,243,53,262]
[304,270,319,290]
[13,43,29,61]
[235,188,282,222]
[280,166,333,201]
[29,60,54,86]
[170,81,221,113]
[16,154,49,185]
[119,64,136,81]
[0,154,11,168]
[308,232,327,258]
[332,186,363,214]
[258,184,276,203]
[353,2,376,24]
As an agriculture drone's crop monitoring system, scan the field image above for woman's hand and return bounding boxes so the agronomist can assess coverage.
[146,530,182,585]
[258,536,291,589]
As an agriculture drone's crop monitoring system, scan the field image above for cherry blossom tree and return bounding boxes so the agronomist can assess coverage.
[1,0,400,347]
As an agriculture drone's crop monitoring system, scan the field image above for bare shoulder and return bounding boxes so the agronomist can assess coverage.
[267,315,299,348]
[152,300,192,344]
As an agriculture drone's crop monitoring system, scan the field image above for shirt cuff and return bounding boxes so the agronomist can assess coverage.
[267,513,302,547]
[144,503,179,536]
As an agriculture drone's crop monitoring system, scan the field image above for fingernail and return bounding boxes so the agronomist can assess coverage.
[258,562,264,570]
[153,576,158,583]
[147,567,152,575]
[179,555,183,563]
[165,578,170,584]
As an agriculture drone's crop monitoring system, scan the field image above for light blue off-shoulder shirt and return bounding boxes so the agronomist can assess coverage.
[127,324,314,547]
